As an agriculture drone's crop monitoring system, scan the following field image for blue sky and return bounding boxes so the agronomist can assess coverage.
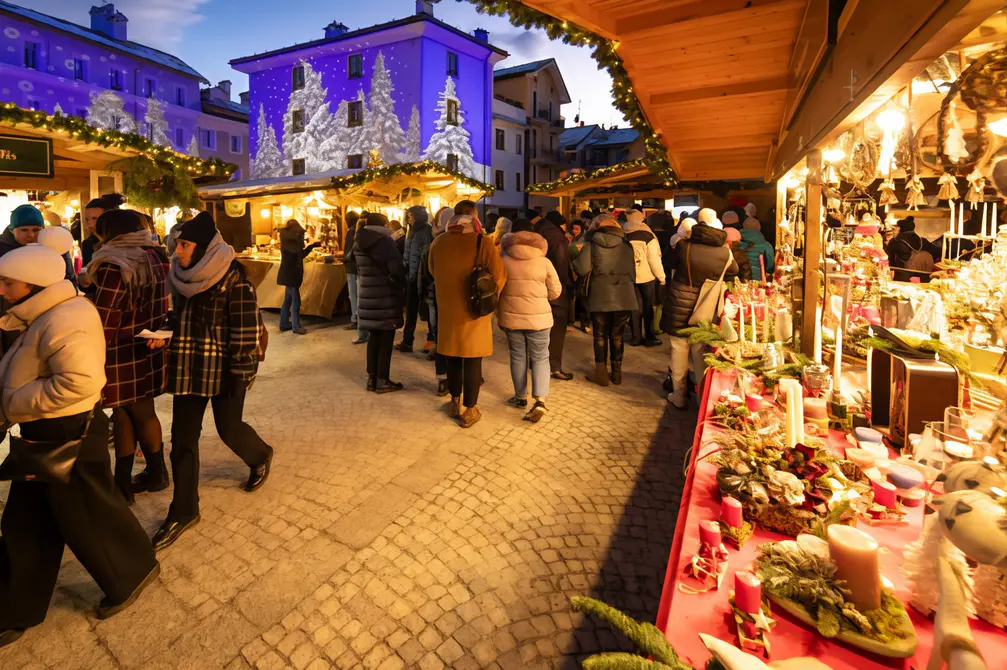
[28,0,624,126]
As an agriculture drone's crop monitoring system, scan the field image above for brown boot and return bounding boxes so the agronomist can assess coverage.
[610,360,623,386]
[586,362,610,386]
[459,406,482,428]
[448,397,462,418]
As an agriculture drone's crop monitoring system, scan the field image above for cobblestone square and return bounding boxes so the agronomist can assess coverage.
[0,315,695,669]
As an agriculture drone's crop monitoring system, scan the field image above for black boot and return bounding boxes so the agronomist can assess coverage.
[114,454,135,505]
[375,379,404,394]
[132,448,169,493]
[367,375,377,392]
[610,361,623,385]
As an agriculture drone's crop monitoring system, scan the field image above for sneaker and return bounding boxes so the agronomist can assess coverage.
[436,379,450,397]
[279,326,292,333]
[394,342,413,353]
[352,336,368,345]
[293,328,308,335]
[523,401,547,423]
[459,406,482,428]
[375,379,404,394]
[506,396,528,408]
[448,397,462,418]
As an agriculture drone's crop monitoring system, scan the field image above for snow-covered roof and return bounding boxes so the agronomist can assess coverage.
[0,1,208,84]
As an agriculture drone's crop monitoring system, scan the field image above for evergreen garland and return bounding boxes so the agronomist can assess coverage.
[329,160,494,195]
[460,1,676,186]
[112,155,199,211]
[570,597,694,670]
[526,159,647,193]
[0,103,235,177]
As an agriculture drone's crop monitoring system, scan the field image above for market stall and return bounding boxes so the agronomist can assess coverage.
[197,160,492,318]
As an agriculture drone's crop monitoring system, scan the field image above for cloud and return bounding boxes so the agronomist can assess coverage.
[25,0,209,50]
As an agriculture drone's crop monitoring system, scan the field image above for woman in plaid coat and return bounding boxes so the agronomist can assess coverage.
[87,210,171,504]
[152,212,273,552]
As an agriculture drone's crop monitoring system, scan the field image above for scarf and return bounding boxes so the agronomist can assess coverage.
[447,215,482,234]
[169,232,236,298]
[86,230,157,286]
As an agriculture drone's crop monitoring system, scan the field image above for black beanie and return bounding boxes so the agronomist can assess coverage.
[544,210,567,227]
[95,209,143,241]
[176,211,217,249]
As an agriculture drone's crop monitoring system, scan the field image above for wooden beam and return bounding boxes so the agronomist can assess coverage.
[670,134,777,152]
[651,76,791,106]
[615,0,795,36]
[521,0,618,40]
[800,149,823,358]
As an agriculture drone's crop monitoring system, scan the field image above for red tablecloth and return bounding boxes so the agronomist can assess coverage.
[654,370,1007,668]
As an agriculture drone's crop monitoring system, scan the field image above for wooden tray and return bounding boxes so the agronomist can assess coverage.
[767,593,919,658]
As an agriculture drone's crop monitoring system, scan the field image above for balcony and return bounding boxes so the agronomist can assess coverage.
[532,148,561,164]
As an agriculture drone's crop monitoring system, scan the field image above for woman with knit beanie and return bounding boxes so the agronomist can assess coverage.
[153,211,273,552]
[87,209,171,504]
[0,240,158,647]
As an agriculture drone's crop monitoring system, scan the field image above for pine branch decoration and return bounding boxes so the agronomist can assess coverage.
[582,653,680,670]
[570,597,694,670]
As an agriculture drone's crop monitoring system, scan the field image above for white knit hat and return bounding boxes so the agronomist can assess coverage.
[722,211,740,226]
[38,226,74,255]
[0,244,67,287]
[697,208,718,226]
[745,203,757,217]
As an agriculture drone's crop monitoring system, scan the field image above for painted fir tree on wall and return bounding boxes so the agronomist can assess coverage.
[284,60,336,174]
[320,99,352,170]
[424,76,477,179]
[186,135,200,158]
[403,105,422,163]
[368,51,406,165]
[252,104,285,178]
[349,88,377,166]
[144,98,170,146]
[86,90,136,133]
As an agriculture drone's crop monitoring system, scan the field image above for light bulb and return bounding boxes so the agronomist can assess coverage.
[876,108,905,133]
[823,148,845,163]
[990,117,1007,136]
[259,208,270,220]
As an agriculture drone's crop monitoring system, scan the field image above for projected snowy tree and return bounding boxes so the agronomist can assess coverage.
[402,105,422,163]
[144,98,170,146]
[423,76,477,178]
[367,51,406,165]
[85,90,136,133]
[252,105,285,178]
[283,60,337,173]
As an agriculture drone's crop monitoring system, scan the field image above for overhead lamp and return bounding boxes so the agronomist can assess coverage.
[823,148,845,163]
[990,117,1007,136]
[876,108,906,133]
[259,207,271,220]
[306,199,320,217]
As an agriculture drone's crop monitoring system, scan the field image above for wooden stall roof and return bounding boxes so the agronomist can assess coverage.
[518,0,1001,182]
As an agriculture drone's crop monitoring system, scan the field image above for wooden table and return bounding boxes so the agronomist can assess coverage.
[237,258,347,319]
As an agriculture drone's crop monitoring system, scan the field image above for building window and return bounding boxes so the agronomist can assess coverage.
[348,101,363,127]
[446,153,459,172]
[73,58,86,82]
[447,52,458,77]
[292,109,306,133]
[495,129,506,151]
[175,128,184,147]
[24,42,38,70]
[109,69,122,91]
[447,99,458,126]
[347,154,363,169]
[292,158,306,175]
[515,172,522,192]
[494,170,504,191]
[348,54,363,79]
[292,65,305,91]
[176,87,186,106]
[144,78,156,99]
[231,135,242,154]
[516,134,522,155]
[200,128,216,150]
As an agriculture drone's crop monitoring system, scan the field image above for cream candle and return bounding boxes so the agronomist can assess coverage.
[845,448,877,470]
[750,305,757,345]
[833,320,843,396]
[734,571,762,614]
[721,497,743,528]
[699,520,722,547]
[774,307,793,342]
[813,305,823,364]
[828,525,882,611]
[994,201,999,235]
[780,379,804,446]
[803,397,827,420]
[740,301,746,346]
[950,200,955,235]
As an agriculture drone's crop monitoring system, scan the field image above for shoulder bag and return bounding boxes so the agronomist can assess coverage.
[0,411,94,484]
[468,233,498,317]
[686,246,733,326]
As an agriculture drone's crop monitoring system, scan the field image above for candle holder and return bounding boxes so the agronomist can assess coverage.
[802,364,832,399]
[729,596,776,657]
[828,390,850,431]
[683,540,729,592]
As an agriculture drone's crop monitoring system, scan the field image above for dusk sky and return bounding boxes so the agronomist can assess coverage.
[28,0,625,127]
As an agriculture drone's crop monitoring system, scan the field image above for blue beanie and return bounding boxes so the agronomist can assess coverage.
[9,204,44,231]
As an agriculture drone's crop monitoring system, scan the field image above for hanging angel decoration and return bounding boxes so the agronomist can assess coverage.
[939,172,961,200]
[966,168,986,208]
[945,101,970,164]
[878,179,900,206]
[906,174,927,210]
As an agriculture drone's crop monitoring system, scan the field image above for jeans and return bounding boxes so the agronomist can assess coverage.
[168,387,273,522]
[548,299,568,373]
[366,329,395,379]
[669,336,708,404]
[504,328,551,400]
[347,273,359,323]
[630,280,658,343]
[445,356,482,408]
[591,311,631,364]
[401,278,429,346]
[280,285,301,331]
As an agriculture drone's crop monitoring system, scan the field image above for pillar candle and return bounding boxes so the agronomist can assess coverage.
[833,321,843,396]
[780,379,804,447]
[873,479,897,508]
[775,308,793,342]
[734,571,762,614]
[813,305,823,364]
[950,200,955,235]
[803,397,827,419]
[740,302,746,346]
[827,525,882,611]
[750,305,758,345]
[699,520,722,548]
[721,497,743,528]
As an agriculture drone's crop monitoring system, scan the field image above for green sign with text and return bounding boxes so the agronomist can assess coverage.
[0,134,53,178]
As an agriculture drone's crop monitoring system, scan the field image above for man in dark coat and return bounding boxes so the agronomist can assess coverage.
[534,210,574,380]
[276,220,320,334]
[397,206,433,353]
[886,216,934,282]
[661,223,738,409]
[354,213,406,393]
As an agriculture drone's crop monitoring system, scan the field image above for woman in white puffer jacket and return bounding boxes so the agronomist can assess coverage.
[497,231,561,423]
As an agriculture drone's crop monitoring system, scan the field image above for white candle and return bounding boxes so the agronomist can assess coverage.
[995,202,999,236]
[950,200,955,235]
[833,320,843,396]
[750,305,757,345]
[740,301,746,347]
[780,379,804,447]
[813,305,823,364]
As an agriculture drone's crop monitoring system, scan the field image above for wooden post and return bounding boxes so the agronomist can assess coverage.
[775,176,787,245]
[801,149,824,358]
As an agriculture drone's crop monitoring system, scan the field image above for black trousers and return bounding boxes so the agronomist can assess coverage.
[0,410,157,629]
[445,356,482,408]
[169,388,273,522]
[549,299,569,373]
[592,311,631,364]
[630,280,658,343]
[366,329,396,379]
[401,278,426,346]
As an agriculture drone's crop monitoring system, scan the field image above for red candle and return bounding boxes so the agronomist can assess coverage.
[745,393,763,413]
[699,520,721,547]
[721,497,743,528]
[734,571,762,613]
[873,479,897,508]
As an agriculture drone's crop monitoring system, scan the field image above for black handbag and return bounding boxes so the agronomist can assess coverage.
[0,412,93,484]
[468,233,498,317]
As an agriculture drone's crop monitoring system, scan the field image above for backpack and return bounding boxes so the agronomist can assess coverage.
[468,233,498,317]
[905,239,935,274]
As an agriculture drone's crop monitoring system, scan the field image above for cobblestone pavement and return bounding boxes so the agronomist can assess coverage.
[0,313,696,670]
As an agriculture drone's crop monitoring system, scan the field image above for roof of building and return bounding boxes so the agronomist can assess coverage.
[230,13,506,66]
[493,58,571,105]
[0,1,208,83]
[201,98,250,122]
[560,124,639,150]
[559,125,596,149]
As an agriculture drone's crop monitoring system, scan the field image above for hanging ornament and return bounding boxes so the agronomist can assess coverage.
[905,175,926,210]
[878,179,899,206]
[966,168,986,208]
[945,101,969,163]
[938,172,960,200]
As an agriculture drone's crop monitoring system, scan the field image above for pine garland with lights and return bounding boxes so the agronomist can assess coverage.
[461,1,676,186]
[112,155,200,211]
[0,104,236,178]
[329,160,494,195]
[526,159,647,193]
